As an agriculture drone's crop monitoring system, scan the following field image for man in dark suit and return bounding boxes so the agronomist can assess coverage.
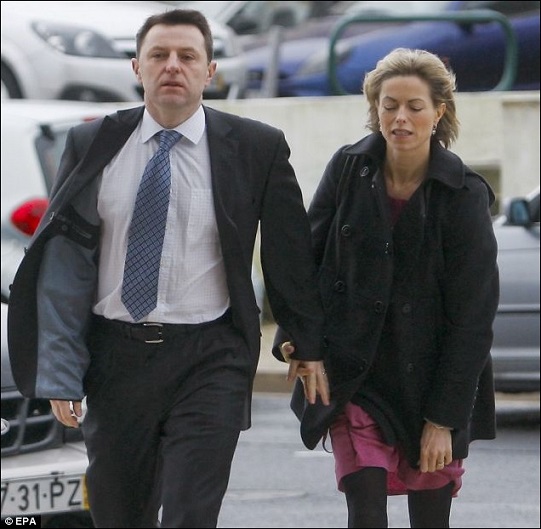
[7,9,329,528]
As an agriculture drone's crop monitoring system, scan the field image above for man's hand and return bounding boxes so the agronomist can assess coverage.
[280,342,330,406]
[50,399,83,428]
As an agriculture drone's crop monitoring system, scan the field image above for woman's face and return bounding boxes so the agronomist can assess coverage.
[377,75,445,155]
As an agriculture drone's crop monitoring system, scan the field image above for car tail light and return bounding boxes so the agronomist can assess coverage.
[10,198,49,236]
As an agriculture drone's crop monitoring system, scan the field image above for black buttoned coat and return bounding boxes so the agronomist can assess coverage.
[277,133,499,466]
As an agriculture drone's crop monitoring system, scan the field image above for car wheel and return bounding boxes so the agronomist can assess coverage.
[1,63,23,99]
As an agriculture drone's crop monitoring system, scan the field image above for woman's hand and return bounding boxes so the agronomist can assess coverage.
[418,420,453,472]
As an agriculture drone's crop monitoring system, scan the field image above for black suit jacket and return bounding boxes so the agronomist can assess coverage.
[8,105,325,429]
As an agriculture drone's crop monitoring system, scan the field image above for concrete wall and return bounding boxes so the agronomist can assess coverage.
[208,91,540,212]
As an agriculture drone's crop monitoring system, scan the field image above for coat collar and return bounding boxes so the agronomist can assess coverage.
[343,132,492,199]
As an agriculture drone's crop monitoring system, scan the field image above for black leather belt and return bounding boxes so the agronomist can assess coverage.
[93,309,232,344]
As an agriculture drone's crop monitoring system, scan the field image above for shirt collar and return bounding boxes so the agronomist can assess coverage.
[141,106,206,145]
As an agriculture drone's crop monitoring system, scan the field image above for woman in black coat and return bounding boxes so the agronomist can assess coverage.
[274,48,499,528]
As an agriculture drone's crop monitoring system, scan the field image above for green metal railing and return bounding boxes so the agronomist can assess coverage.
[328,9,518,95]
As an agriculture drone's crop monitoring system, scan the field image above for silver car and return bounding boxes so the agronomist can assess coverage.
[491,187,540,393]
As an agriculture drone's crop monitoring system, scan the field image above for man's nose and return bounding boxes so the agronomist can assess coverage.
[165,54,181,71]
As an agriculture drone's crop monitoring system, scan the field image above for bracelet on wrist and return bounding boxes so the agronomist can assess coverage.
[425,418,451,430]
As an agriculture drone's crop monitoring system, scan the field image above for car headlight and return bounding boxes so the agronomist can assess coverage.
[32,21,124,58]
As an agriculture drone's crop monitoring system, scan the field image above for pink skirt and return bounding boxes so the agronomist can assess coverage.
[330,402,465,496]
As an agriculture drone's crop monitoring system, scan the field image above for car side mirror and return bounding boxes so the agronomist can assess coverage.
[505,198,532,226]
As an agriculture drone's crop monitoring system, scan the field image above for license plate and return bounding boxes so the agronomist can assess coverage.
[1,474,88,516]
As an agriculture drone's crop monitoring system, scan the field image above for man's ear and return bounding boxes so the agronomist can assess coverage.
[132,58,142,83]
[206,61,217,84]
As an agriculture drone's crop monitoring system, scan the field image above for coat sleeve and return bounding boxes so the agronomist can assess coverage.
[14,126,100,400]
[423,175,500,429]
[261,131,329,362]
[270,146,348,361]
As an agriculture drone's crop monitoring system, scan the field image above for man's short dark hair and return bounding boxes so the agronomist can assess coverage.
[136,9,213,62]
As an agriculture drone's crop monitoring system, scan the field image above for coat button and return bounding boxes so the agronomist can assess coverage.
[341,224,352,237]
[359,359,368,372]
[61,224,69,232]
[374,301,384,313]
[406,363,415,373]
[360,166,370,177]
[333,280,346,292]
[402,303,412,314]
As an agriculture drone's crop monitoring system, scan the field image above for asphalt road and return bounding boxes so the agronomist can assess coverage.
[218,392,540,528]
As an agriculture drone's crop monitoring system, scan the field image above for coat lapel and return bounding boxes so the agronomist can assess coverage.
[204,108,241,252]
[62,106,144,202]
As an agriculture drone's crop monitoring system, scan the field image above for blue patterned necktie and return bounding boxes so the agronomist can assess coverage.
[121,129,182,321]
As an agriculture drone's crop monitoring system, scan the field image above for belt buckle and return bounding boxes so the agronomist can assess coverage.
[142,322,164,344]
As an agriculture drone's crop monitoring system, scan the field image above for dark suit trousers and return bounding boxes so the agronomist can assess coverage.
[81,312,252,528]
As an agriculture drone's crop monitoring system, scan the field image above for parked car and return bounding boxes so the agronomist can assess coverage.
[491,187,540,393]
[1,0,248,101]
[1,100,129,303]
[1,302,93,528]
[244,0,540,97]
[1,102,110,527]
[1,1,139,102]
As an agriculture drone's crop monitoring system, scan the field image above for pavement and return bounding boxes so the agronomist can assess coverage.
[254,321,541,415]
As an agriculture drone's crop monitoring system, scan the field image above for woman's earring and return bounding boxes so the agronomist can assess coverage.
[432,124,437,136]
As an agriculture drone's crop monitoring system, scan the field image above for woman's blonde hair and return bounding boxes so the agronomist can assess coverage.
[363,48,459,148]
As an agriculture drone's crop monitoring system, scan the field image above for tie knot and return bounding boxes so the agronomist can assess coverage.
[158,129,182,152]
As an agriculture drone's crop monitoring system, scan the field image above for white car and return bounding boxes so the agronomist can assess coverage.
[0,101,122,526]
[1,0,248,102]
[1,100,131,302]
[1,1,140,102]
